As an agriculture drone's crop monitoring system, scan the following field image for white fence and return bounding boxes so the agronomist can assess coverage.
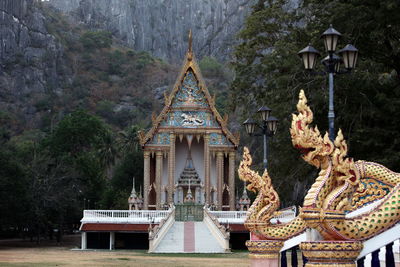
[209,206,297,224]
[81,209,171,224]
[209,211,248,224]
[81,206,297,225]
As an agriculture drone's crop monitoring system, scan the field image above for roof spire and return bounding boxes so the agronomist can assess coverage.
[188,29,193,53]
[130,177,137,198]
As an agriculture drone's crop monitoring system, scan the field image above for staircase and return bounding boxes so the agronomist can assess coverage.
[152,221,228,253]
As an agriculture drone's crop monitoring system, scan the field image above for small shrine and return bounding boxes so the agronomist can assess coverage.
[128,177,143,210]
[237,183,250,211]
[138,30,239,210]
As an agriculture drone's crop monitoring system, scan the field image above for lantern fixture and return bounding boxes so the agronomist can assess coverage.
[298,44,321,70]
[267,116,278,134]
[243,118,256,135]
[322,53,342,73]
[257,106,272,122]
[338,44,358,70]
[321,25,342,53]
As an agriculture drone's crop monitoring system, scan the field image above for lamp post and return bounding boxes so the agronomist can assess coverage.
[243,106,278,170]
[298,25,358,141]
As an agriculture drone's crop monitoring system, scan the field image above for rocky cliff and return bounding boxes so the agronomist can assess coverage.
[0,0,247,133]
[47,0,255,63]
[0,0,70,129]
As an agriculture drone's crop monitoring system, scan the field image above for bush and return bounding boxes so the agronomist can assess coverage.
[80,31,112,50]
[199,56,224,78]
[108,50,126,75]
[95,100,115,121]
[134,51,154,70]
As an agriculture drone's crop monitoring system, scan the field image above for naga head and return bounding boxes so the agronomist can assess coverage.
[238,147,262,193]
[238,147,280,229]
[238,147,280,204]
[290,90,334,168]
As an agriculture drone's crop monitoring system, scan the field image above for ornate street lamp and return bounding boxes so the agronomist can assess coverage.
[298,25,358,141]
[243,107,278,170]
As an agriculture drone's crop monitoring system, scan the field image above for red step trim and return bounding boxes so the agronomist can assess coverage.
[184,222,195,252]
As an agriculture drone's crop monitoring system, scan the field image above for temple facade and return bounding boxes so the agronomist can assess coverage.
[138,32,239,211]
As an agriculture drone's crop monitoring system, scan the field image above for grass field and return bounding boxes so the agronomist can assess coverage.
[0,235,250,267]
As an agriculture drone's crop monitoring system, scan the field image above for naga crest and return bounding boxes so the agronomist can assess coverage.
[238,147,307,240]
[290,90,334,169]
[238,147,280,223]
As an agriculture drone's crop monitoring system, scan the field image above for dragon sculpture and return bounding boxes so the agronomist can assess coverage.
[292,90,400,240]
[239,89,400,242]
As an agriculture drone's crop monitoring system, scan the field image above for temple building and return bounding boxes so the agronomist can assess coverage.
[138,31,239,211]
[79,32,251,252]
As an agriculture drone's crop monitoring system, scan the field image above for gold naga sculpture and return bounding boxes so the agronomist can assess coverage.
[239,89,400,243]
[238,147,307,240]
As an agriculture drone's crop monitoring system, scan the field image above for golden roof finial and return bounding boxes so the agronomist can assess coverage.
[188,29,193,53]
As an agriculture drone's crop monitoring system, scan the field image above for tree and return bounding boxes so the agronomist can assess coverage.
[98,131,118,179]
[46,110,112,205]
[0,149,28,234]
[118,125,141,154]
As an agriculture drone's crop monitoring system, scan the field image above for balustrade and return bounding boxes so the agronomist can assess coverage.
[81,209,171,224]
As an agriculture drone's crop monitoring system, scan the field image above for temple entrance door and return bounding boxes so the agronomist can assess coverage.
[175,203,204,221]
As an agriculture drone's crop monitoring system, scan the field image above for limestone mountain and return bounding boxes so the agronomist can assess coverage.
[0,0,242,136]
[47,0,255,63]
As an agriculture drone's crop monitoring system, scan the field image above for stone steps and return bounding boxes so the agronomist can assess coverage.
[153,220,225,253]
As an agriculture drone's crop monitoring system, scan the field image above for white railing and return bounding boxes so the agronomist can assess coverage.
[209,206,297,224]
[81,209,171,224]
[358,223,400,259]
[204,208,230,252]
[209,211,248,224]
[148,206,176,252]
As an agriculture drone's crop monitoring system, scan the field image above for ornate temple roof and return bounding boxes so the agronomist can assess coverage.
[139,30,239,147]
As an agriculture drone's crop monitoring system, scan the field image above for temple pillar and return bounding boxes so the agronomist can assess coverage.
[300,241,363,267]
[155,151,163,209]
[168,133,175,204]
[228,152,235,211]
[204,134,210,204]
[216,151,224,210]
[109,232,115,250]
[81,232,87,250]
[143,151,150,210]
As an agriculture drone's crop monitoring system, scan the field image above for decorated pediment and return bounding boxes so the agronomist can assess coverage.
[160,111,219,128]
[171,70,209,108]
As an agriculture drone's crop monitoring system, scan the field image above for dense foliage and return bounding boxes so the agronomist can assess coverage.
[231,0,400,205]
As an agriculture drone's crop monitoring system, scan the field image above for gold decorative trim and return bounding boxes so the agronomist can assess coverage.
[300,241,362,266]
[246,240,284,259]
